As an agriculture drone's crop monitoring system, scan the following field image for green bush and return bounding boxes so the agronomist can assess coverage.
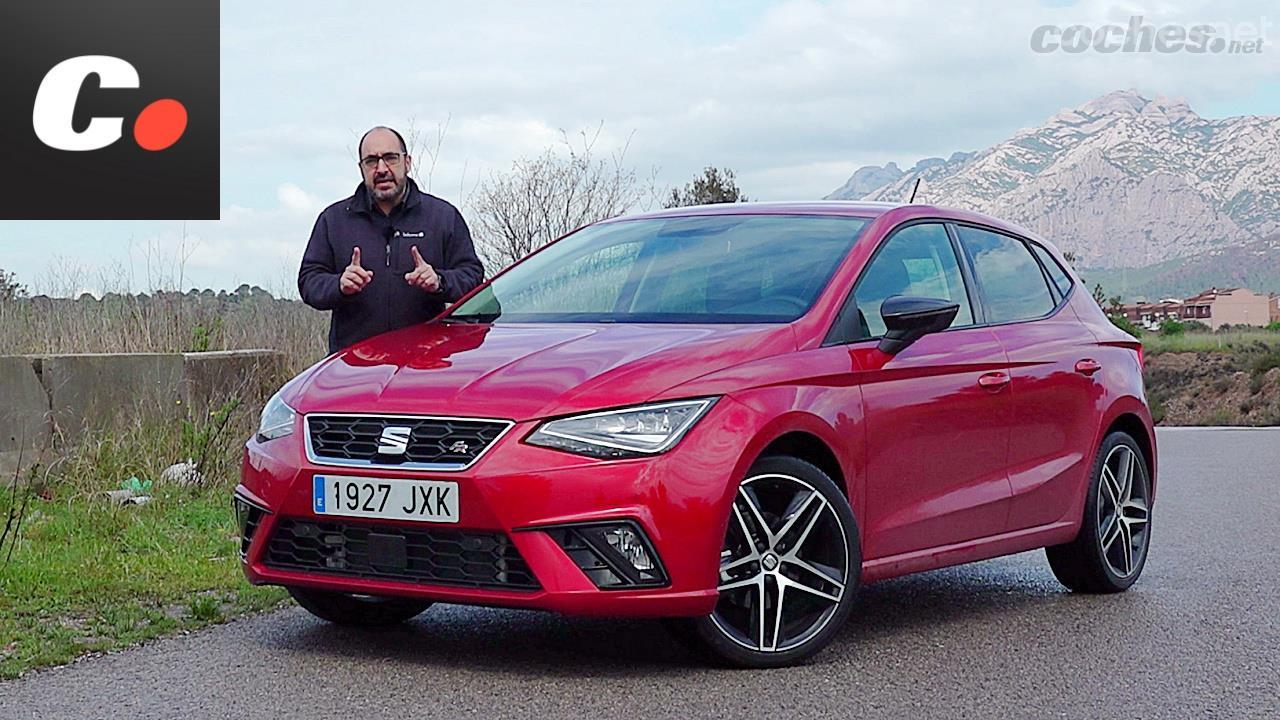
[1159,318,1186,336]
[1266,321,1280,332]
[1107,314,1143,337]
[1183,320,1212,333]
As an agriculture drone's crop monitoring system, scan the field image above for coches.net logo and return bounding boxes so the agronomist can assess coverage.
[0,1,219,219]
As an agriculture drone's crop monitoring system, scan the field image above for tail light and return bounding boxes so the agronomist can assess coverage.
[1136,344,1144,372]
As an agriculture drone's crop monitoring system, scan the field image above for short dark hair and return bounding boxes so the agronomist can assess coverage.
[358,126,407,157]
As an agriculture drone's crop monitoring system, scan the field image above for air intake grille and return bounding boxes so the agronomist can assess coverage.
[306,414,511,469]
[264,518,539,590]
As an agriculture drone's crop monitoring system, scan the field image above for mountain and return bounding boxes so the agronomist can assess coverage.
[827,90,1280,292]
[1079,233,1280,302]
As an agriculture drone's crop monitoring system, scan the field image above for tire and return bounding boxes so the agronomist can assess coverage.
[666,456,861,668]
[1046,431,1153,593]
[287,586,432,626]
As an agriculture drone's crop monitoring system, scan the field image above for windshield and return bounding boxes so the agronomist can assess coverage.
[449,214,870,324]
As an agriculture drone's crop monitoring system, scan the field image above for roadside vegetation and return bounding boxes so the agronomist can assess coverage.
[0,394,289,679]
[1112,319,1280,426]
[0,288,315,678]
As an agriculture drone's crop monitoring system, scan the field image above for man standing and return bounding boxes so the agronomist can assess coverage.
[299,126,484,353]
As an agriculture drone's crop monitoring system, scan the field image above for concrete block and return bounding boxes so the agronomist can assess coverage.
[39,353,185,437]
[181,349,289,413]
[0,356,52,476]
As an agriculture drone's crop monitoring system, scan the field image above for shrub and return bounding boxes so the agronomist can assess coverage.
[1107,314,1143,337]
[1267,321,1280,332]
[1182,320,1211,333]
[1159,318,1186,336]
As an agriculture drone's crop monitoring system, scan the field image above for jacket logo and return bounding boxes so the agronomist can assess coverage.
[394,230,425,238]
[377,426,412,455]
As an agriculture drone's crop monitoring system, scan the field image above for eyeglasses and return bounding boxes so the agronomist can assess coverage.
[360,152,404,169]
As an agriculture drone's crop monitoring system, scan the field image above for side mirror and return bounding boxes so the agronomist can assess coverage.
[878,296,960,355]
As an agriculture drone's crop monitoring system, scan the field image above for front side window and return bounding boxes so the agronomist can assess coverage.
[848,223,974,340]
[956,226,1056,323]
[449,215,870,324]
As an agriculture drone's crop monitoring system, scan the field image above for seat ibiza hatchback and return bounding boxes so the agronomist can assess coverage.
[237,201,1155,667]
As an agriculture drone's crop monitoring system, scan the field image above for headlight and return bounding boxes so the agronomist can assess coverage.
[256,391,297,442]
[526,398,716,459]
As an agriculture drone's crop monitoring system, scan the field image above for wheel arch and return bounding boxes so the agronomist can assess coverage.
[1098,401,1158,498]
[726,406,864,539]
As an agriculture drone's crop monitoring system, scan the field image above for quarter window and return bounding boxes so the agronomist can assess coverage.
[956,226,1056,323]
[849,223,973,340]
[1029,242,1073,298]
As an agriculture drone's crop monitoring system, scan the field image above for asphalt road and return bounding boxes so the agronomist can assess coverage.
[3,427,1277,719]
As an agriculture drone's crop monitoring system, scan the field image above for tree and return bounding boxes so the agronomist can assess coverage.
[470,127,656,269]
[664,166,748,208]
[0,268,26,301]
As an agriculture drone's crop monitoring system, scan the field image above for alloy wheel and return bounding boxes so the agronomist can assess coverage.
[711,473,849,653]
[1096,444,1150,578]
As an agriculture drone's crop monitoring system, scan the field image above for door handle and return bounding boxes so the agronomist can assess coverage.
[978,371,1010,390]
[1075,359,1102,376]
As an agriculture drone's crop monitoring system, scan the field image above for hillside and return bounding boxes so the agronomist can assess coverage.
[827,90,1280,278]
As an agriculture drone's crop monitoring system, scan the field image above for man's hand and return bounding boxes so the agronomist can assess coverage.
[405,246,441,293]
[339,247,373,295]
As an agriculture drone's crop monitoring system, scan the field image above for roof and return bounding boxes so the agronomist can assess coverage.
[599,201,1052,251]
[619,200,908,221]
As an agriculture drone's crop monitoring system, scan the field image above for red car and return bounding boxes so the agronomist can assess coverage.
[236,201,1155,667]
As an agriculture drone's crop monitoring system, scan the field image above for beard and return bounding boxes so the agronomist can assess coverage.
[369,172,406,202]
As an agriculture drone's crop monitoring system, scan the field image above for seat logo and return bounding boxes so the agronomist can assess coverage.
[377,426,413,455]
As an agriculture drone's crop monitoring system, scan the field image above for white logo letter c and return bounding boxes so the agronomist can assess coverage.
[32,55,140,151]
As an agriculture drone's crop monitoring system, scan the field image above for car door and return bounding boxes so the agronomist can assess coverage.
[833,221,1014,560]
[954,225,1104,531]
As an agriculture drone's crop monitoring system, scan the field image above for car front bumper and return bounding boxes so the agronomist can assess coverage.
[236,399,759,617]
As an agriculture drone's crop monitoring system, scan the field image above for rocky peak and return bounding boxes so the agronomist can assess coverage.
[825,89,1280,270]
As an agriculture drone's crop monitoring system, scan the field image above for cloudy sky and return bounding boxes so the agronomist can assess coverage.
[2,0,1276,295]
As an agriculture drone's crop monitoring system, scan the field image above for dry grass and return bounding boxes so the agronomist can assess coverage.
[0,291,328,373]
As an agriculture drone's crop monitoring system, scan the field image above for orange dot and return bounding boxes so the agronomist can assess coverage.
[133,99,188,151]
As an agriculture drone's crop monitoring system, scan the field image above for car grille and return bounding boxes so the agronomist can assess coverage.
[263,517,539,590]
[306,414,512,469]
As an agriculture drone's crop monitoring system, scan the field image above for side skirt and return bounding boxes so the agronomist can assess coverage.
[860,520,1078,584]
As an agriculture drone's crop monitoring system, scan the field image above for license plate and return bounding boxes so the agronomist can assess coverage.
[313,475,459,523]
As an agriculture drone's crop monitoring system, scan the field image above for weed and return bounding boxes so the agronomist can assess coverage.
[187,595,223,623]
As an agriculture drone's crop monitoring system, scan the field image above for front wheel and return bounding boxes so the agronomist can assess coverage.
[1046,431,1153,593]
[287,586,432,626]
[666,456,861,668]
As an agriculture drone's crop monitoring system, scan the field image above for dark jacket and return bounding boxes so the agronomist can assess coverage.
[298,179,484,353]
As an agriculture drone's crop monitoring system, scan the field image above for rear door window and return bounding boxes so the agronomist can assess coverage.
[956,226,1056,324]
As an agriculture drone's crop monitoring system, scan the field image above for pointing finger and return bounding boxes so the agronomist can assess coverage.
[351,247,362,268]
[410,245,425,268]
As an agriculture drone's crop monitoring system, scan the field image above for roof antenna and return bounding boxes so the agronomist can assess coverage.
[908,177,922,203]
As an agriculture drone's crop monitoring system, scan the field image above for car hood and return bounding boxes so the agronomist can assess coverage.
[286,321,796,421]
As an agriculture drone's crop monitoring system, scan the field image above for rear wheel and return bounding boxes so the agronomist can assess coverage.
[667,456,860,668]
[287,586,432,626]
[1046,432,1152,593]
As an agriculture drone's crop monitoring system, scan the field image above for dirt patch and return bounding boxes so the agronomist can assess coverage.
[1145,352,1280,426]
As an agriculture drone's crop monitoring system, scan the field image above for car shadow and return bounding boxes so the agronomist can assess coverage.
[259,555,1104,677]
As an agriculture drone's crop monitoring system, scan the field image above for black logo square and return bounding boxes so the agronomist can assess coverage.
[0,0,219,219]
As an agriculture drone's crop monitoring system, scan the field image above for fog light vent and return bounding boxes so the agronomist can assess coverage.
[545,521,668,589]
[233,495,268,560]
